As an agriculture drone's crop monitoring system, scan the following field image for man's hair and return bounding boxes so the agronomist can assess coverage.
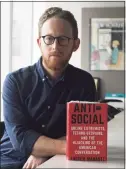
[38,7,78,39]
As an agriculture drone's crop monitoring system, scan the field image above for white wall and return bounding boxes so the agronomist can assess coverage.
[1,2,11,87]
[32,1,124,68]
[12,2,33,71]
[32,2,47,64]
[1,2,11,121]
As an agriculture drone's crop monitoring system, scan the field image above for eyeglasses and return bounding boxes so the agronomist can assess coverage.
[40,35,74,46]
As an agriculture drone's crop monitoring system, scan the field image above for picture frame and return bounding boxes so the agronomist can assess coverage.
[90,18,125,71]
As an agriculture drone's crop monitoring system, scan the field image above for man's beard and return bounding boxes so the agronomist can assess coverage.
[43,54,72,71]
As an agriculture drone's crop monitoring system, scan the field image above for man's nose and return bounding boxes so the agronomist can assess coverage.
[52,38,60,49]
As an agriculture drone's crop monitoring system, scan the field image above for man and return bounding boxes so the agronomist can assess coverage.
[1,7,96,169]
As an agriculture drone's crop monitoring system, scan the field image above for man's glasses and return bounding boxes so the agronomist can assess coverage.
[41,35,74,46]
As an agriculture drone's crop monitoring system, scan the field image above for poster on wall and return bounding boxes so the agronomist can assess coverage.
[90,18,125,70]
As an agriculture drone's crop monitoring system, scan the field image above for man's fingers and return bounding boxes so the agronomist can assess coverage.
[23,162,31,169]
[31,163,36,169]
[26,163,32,169]
[22,155,46,169]
[22,162,27,169]
[26,163,36,169]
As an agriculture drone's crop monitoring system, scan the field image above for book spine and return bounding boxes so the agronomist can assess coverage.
[66,103,71,160]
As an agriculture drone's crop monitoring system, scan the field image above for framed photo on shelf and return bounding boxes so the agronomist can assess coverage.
[90,18,125,71]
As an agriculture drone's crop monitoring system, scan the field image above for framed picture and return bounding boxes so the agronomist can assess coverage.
[90,18,125,70]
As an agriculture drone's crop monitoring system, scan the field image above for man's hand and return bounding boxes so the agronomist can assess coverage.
[23,155,48,169]
[32,136,66,157]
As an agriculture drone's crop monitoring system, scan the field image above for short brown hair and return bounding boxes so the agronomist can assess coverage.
[38,7,78,39]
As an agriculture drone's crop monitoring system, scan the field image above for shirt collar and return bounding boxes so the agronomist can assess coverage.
[36,57,69,84]
[36,57,45,79]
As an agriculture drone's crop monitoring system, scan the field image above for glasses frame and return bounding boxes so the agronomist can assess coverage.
[40,35,75,46]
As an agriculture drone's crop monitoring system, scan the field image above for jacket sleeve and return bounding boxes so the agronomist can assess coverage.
[2,73,41,157]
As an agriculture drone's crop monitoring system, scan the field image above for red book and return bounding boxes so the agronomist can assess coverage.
[66,101,108,161]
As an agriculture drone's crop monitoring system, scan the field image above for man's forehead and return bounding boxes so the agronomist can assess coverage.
[41,17,73,37]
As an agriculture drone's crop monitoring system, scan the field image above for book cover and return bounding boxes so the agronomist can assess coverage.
[66,101,108,161]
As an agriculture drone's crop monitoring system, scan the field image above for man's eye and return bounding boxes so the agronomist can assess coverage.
[59,37,67,41]
[46,36,53,41]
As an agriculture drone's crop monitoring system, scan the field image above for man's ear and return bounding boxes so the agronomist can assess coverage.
[73,38,80,52]
[37,38,41,47]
